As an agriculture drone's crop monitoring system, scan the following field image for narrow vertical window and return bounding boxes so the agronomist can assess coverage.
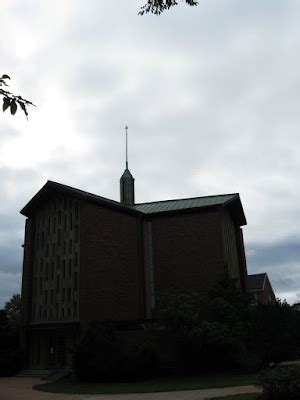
[63,260,66,278]
[75,225,79,242]
[74,272,78,291]
[75,202,79,219]
[56,275,60,293]
[51,262,54,280]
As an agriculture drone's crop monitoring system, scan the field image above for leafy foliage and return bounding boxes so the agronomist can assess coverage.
[258,365,300,399]
[0,294,23,376]
[73,321,157,382]
[0,74,35,119]
[4,294,21,331]
[139,0,198,15]
[248,300,300,368]
[158,277,300,372]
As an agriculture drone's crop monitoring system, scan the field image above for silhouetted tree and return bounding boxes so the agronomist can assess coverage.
[139,0,198,15]
[1,74,34,119]
[4,294,21,330]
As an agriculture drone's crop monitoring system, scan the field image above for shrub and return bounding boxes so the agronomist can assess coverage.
[73,321,122,382]
[0,349,23,376]
[258,365,300,399]
[73,321,158,382]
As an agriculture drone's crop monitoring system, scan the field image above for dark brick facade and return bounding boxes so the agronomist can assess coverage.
[20,181,248,369]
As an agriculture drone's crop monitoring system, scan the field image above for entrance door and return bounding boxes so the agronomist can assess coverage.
[48,335,66,369]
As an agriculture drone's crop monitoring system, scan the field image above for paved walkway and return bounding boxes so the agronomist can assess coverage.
[0,377,261,400]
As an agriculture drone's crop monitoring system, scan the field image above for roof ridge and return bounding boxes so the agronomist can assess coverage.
[48,180,126,208]
[134,193,239,206]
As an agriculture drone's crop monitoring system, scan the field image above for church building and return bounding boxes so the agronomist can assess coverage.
[20,141,250,370]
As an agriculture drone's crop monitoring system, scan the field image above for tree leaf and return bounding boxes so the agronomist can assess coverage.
[2,74,11,80]
[3,97,11,112]
[18,100,28,119]
[10,99,17,115]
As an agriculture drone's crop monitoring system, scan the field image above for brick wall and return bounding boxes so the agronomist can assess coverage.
[149,209,226,303]
[79,203,143,327]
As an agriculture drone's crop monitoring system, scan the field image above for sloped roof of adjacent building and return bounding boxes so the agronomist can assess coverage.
[247,273,267,291]
[20,180,247,225]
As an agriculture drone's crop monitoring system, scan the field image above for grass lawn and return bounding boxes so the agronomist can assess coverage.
[34,371,258,394]
[210,395,261,400]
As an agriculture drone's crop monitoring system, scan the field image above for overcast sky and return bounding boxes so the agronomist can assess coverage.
[0,0,299,307]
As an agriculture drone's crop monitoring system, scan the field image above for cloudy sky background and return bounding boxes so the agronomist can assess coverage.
[0,0,300,307]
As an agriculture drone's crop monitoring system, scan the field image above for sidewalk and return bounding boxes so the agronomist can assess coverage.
[0,377,261,400]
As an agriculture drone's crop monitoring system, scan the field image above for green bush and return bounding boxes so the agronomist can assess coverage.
[0,349,23,376]
[73,321,158,382]
[258,365,300,399]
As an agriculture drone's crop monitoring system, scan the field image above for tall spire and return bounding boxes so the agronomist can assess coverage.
[120,125,135,205]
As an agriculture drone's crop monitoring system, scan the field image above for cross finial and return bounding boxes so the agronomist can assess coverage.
[125,125,128,169]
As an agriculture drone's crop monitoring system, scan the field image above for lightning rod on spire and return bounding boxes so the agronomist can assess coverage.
[125,125,128,169]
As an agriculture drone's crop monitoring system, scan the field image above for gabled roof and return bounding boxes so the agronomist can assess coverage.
[20,181,246,225]
[247,273,267,291]
[20,181,136,217]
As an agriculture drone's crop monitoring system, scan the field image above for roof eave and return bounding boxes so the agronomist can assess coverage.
[20,181,142,218]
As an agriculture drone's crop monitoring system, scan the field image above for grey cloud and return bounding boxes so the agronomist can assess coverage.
[1,0,300,305]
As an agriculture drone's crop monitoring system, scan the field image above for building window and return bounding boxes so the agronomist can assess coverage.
[40,258,43,272]
[58,229,61,246]
[74,252,78,267]
[69,212,73,230]
[51,289,54,304]
[44,290,48,305]
[43,309,47,319]
[62,288,66,303]
[68,307,71,317]
[63,260,66,278]
[75,202,79,219]
[69,239,72,254]
[40,277,43,294]
[68,288,71,302]
[63,215,67,231]
[39,305,42,319]
[62,307,65,317]
[74,272,78,290]
[58,210,62,224]
[56,275,60,293]
[75,225,79,242]
[56,303,59,318]
[51,262,54,280]
[34,278,37,296]
[74,301,78,316]
[68,259,72,276]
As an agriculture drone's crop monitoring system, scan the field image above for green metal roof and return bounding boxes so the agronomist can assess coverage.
[132,194,238,214]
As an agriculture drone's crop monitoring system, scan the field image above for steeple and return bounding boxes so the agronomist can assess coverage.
[120,126,135,205]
